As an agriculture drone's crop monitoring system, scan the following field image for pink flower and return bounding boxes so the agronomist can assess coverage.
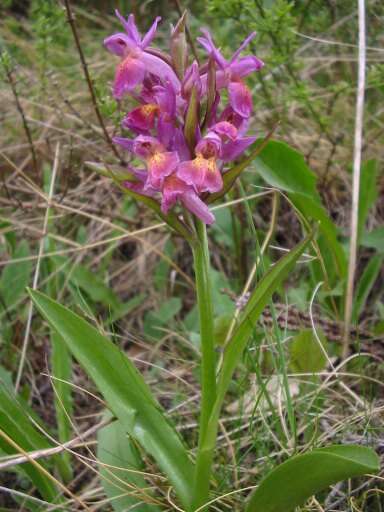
[104,11,180,98]
[198,29,263,118]
[177,134,223,193]
[161,175,215,224]
[114,135,179,189]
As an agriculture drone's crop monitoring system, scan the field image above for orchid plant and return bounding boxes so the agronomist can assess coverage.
[28,10,379,512]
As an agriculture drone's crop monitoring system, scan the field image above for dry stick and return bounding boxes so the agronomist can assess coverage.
[343,0,366,359]
[0,53,38,176]
[0,416,112,471]
[63,0,123,163]
[14,144,60,392]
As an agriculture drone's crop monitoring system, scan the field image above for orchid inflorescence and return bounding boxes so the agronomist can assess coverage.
[104,10,263,225]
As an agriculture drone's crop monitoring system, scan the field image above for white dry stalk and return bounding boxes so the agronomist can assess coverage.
[15,143,60,392]
[343,0,367,359]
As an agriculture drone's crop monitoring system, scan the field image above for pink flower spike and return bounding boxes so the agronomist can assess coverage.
[228,81,253,118]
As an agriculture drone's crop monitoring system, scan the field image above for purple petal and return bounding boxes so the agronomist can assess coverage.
[219,106,250,135]
[141,16,162,48]
[181,191,215,225]
[153,82,176,118]
[202,160,223,193]
[229,32,257,63]
[115,11,141,44]
[211,121,238,141]
[140,52,181,92]
[229,55,264,78]
[158,113,176,147]
[228,81,253,118]
[177,158,206,190]
[221,136,256,162]
[113,136,134,151]
[104,33,135,56]
[196,133,221,159]
[123,104,158,132]
[172,128,191,161]
[197,29,227,69]
[147,151,179,188]
[161,174,189,213]
[133,135,164,159]
[113,56,146,98]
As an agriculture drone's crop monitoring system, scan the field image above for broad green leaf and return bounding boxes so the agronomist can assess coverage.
[361,228,384,253]
[192,233,313,508]
[0,240,32,308]
[29,289,194,510]
[97,413,160,512]
[290,329,327,373]
[255,140,318,198]
[248,140,347,279]
[352,254,383,322]
[358,160,378,242]
[291,194,347,279]
[246,444,380,512]
[0,386,58,501]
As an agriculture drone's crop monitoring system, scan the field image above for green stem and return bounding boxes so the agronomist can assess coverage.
[191,220,216,510]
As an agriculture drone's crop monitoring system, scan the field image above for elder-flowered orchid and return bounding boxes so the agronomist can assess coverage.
[104,10,263,227]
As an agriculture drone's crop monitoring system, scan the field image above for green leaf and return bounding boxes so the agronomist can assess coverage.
[0,240,32,308]
[290,329,327,373]
[0,386,58,501]
[358,160,378,242]
[249,140,347,279]
[255,140,318,198]
[28,289,194,510]
[352,254,383,322]
[361,228,384,253]
[97,412,160,512]
[246,444,380,512]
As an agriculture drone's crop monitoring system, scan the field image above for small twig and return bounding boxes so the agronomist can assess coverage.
[0,53,39,176]
[15,143,60,392]
[343,0,366,359]
[63,0,123,163]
